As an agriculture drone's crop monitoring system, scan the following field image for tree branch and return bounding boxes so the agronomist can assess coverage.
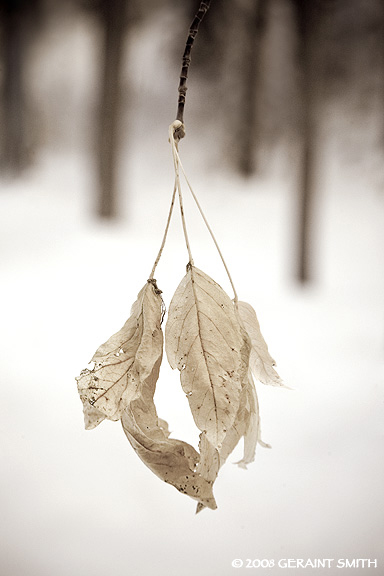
[174,0,211,141]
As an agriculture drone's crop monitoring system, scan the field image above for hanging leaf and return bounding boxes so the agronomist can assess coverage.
[236,301,283,386]
[165,266,243,448]
[195,334,256,512]
[196,328,270,511]
[76,280,164,428]
[235,369,271,469]
[215,330,251,466]
[228,317,271,468]
[196,432,220,483]
[194,432,220,514]
[121,360,217,510]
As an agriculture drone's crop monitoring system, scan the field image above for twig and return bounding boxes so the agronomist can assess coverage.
[174,0,211,141]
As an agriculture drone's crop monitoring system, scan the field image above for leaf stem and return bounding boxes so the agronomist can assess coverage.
[173,144,238,302]
[169,122,194,266]
[149,179,177,280]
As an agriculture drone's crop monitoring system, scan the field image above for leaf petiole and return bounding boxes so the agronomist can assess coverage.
[172,143,239,302]
[169,121,194,267]
[149,179,177,280]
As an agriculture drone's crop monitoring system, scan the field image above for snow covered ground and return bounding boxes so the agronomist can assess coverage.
[1,6,383,576]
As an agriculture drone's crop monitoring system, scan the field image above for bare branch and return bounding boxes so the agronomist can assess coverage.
[174,0,212,141]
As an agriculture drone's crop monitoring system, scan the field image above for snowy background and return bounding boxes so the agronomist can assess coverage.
[1,3,384,576]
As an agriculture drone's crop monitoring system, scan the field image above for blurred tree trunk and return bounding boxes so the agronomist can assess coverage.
[293,0,322,283]
[182,0,267,175]
[237,0,267,177]
[97,0,127,218]
[0,0,28,173]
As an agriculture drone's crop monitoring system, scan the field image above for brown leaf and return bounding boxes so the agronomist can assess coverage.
[230,314,271,468]
[121,360,217,510]
[235,369,271,469]
[165,266,243,449]
[194,325,251,513]
[216,331,252,466]
[196,324,270,511]
[82,403,106,430]
[196,432,220,483]
[194,432,220,513]
[237,301,283,386]
[76,280,163,428]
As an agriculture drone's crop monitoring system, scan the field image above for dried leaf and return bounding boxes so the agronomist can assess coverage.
[229,316,271,468]
[195,328,251,513]
[165,266,243,448]
[196,327,269,499]
[194,432,220,513]
[235,370,271,469]
[82,403,106,430]
[197,432,220,482]
[121,360,217,510]
[237,301,283,386]
[217,331,252,466]
[76,280,163,428]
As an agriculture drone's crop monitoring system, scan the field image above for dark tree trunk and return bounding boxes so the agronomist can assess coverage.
[1,2,27,173]
[237,0,267,177]
[293,0,322,283]
[97,0,127,218]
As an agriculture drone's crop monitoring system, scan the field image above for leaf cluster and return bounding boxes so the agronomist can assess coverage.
[76,121,284,511]
[76,267,283,511]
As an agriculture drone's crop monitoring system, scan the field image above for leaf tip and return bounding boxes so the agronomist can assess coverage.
[258,440,272,449]
[281,383,295,391]
[235,460,249,470]
[196,498,217,514]
[195,502,205,514]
